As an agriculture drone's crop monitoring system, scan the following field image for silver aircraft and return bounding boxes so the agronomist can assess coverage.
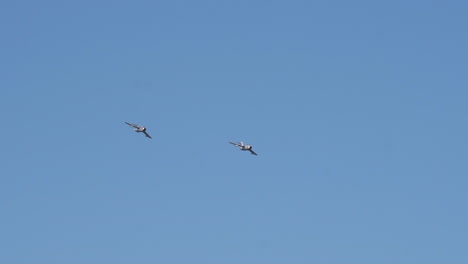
[229,141,257,155]
[125,122,152,139]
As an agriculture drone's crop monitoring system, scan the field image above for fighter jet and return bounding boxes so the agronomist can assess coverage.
[125,122,152,139]
[229,141,257,155]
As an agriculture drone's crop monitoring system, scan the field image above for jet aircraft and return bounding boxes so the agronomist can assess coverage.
[125,122,152,139]
[229,141,257,155]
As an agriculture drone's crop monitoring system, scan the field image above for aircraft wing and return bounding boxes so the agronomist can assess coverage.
[229,142,241,147]
[143,131,152,139]
[125,122,141,129]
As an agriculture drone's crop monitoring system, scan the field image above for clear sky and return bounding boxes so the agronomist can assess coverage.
[1,0,467,263]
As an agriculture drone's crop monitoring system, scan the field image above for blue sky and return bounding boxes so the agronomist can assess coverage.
[1,0,467,263]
